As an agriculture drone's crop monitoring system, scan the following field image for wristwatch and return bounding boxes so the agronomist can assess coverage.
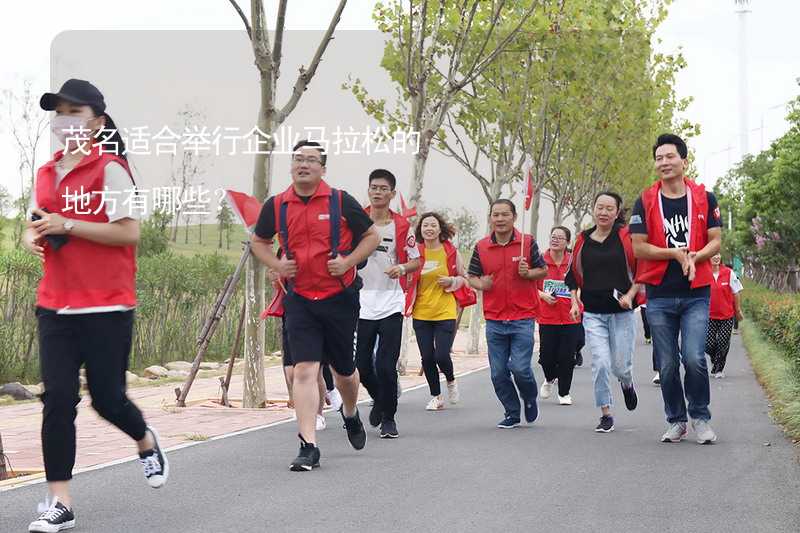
[63,220,75,233]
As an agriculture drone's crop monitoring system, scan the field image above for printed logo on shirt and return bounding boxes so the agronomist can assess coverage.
[629,214,642,225]
[663,213,689,248]
[406,234,416,248]
[421,260,440,274]
[318,214,330,220]
[713,206,721,221]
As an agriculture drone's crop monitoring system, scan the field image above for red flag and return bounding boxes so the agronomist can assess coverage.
[225,190,261,230]
[524,167,534,210]
[398,191,417,218]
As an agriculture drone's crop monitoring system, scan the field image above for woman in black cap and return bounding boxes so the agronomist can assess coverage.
[22,79,168,533]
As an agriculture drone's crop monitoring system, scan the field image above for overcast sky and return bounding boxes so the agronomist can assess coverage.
[1,0,797,237]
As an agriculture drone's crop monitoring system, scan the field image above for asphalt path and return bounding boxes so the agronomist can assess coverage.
[3,329,799,532]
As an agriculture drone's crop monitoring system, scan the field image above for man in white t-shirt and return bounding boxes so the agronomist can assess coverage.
[356,169,420,439]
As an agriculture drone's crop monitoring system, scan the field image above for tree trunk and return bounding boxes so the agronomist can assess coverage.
[242,253,266,408]
[199,222,203,245]
[467,293,482,354]
[218,224,223,249]
[0,430,6,479]
[528,187,542,239]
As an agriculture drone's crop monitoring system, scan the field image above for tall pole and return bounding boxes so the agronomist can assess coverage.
[736,0,751,159]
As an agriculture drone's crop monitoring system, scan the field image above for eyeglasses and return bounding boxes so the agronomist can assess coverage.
[292,155,322,165]
[369,185,392,193]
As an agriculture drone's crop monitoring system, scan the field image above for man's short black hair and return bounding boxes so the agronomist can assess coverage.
[653,133,688,160]
[292,140,327,166]
[368,168,396,190]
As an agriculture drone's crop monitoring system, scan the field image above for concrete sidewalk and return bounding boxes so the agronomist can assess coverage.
[0,330,488,487]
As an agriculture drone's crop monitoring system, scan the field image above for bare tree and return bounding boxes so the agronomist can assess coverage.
[228,0,348,407]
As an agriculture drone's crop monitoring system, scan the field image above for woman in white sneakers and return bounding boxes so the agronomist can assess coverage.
[706,253,744,378]
[22,79,167,533]
[405,212,468,411]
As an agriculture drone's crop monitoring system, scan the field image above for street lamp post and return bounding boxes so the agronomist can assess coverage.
[735,0,751,159]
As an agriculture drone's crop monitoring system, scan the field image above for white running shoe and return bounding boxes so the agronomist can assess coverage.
[540,380,556,399]
[316,414,327,431]
[425,396,445,411]
[652,372,661,385]
[446,380,460,404]
[327,388,343,411]
[558,394,572,405]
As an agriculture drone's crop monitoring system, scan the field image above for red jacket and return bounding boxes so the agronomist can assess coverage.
[475,230,540,321]
[635,178,713,289]
[364,206,412,292]
[35,146,137,310]
[273,180,357,300]
[404,240,464,316]
[536,250,581,325]
[709,266,736,320]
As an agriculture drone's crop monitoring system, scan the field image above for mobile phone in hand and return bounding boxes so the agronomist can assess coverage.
[31,208,69,251]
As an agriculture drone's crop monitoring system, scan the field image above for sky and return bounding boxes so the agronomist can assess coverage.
[0,0,797,239]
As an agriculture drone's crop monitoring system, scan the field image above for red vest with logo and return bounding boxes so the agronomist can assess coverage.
[364,206,412,292]
[404,239,459,316]
[635,178,713,289]
[709,266,736,320]
[536,250,581,325]
[35,147,137,310]
[273,180,357,300]
[476,230,539,321]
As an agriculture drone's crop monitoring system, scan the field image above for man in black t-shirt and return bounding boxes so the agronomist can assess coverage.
[631,133,722,445]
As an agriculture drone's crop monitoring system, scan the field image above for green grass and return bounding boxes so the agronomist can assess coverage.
[168,224,249,264]
[741,319,800,443]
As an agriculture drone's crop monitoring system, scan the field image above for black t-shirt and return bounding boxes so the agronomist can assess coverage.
[629,191,722,299]
[565,227,633,314]
[254,190,373,246]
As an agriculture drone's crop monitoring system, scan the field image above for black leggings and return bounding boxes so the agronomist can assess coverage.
[355,313,403,419]
[538,323,581,396]
[37,308,147,482]
[412,319,456,396]
[641,307,651,340]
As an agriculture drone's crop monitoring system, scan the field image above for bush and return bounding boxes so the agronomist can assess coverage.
[740,279,800,375]
[0,248,281,383]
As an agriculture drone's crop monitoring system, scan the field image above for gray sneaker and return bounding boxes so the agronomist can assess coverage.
[660,422,688,443]
[692,419,717,444]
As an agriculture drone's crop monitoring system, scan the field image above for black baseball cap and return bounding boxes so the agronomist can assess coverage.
[40,79,106,113]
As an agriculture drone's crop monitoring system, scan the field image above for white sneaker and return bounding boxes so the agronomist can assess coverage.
[652,372,660,385]
[446,380,459,404]
[692,419,717,444]
[712,371,725,379]
[540,380,556,399]
[425,396,445,411]
[315,414,327,431]
[327,388,343,411]
[558,394,572,405]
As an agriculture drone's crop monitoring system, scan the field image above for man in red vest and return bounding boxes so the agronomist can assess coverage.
[356,169,421,439]
[630,133,722,445]
[468,199,547,429]
[251,140,380,471]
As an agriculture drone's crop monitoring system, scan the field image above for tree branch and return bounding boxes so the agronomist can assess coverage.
[228,0,252,40]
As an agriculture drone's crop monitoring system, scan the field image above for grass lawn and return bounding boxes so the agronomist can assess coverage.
[168,223,250,263]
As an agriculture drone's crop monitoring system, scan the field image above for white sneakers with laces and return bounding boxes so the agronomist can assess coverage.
[425,396,445,411]
[446,380,459,404]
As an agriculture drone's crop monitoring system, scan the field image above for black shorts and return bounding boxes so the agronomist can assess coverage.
[281,318,293,367]
[283,285,360,376]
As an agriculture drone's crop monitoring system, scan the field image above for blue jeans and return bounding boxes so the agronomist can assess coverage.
[583,311,635,408]
[485,319,538,419]
[645,296,711,423]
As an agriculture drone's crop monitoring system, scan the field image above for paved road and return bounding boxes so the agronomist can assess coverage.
[3,331,799,532]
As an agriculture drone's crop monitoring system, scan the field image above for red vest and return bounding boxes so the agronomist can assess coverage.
[404,240,459,316]
[536,250,581,325]
[709,266,736,320]
[635,178,713,289]
[273,180,357,300]
[364,206,412,292]
[35,147,137,310]
[475,230,539,321]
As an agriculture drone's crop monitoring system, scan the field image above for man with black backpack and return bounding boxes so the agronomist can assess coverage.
[251,140,380,471]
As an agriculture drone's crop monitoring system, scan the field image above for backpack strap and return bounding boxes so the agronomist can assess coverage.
[278,194,292,260]
[329,188,341,258]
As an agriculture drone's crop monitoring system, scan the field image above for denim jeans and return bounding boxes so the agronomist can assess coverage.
[485,319,538,419]
[645,296,711,423]
[583,311,635,408]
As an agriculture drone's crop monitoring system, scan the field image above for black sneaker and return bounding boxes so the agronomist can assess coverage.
[368,402,382,428]
[524,398,538,423]
[380,418,399,439]
[595,415,614,433]
[28,498,75,532]
[496,416,521,429]
[289,434,320,471]
[139,426,169,488]
[575,350,583,367]
[341,408,367,450]
[621,383,638,411]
